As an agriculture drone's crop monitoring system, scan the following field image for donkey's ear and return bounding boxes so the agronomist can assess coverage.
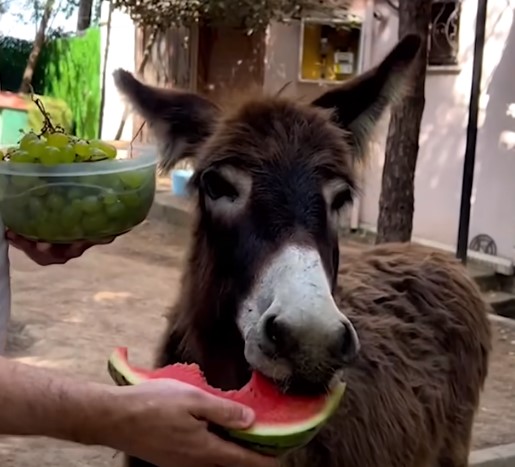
[311,34,423,159]
[113,69,220,173]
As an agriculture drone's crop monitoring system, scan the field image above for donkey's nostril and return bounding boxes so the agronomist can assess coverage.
[264,314,280,343]
[264,314,292,352]
[340,322,360,363]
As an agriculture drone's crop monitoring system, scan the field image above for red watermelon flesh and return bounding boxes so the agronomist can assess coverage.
[108,347,346,454]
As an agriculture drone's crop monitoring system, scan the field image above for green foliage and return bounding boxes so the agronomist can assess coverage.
[112,0,354,31]
[0,28,101,140]
[24,94,74,134]
[42,27,101,139]
[0,36,46,93]
[0,30,66,94]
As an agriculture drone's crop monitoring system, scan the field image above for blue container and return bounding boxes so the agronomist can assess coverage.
[171,169,194,197]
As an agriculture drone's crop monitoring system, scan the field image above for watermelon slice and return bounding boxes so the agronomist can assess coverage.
[107,347,346,456]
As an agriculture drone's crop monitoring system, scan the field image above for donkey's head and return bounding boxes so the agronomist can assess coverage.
[114,34,421,393]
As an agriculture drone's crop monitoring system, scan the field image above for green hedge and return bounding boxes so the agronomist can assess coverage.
[0,28,101,139]
[0,36,46,94]
[41,28,101,139]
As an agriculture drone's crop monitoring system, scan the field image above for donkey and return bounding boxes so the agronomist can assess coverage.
[114,34,492,467]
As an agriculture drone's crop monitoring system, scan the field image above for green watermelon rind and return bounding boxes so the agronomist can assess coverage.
[228,381,345,436]
[108,351,146,386]
[222,382,345,454]
[107,349,345,455]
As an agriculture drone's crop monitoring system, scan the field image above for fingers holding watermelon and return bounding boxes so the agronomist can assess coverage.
[189,391,255,429]
[105,379,279,467]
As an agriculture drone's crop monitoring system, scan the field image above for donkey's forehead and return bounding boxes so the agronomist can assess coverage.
[197,98,355,180]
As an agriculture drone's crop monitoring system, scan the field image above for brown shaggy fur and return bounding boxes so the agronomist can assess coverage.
[283,244,491,467]
[114,34,492,467]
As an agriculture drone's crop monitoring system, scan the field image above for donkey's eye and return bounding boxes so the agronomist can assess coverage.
[202,169,239,201]
[331,188,353,211]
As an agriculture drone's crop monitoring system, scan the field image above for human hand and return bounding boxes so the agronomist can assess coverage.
[105,379,280,467]
[6,230,115,266]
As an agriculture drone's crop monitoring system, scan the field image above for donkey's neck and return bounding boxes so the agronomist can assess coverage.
[166,230,251,390]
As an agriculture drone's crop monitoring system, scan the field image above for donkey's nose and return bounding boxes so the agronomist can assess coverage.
[263,313,359,363]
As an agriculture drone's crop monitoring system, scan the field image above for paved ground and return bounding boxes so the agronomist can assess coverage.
[0,219,514,466]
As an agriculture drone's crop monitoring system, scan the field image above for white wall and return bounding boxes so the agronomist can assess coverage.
[262,1,515,261]
[99,2,135,141]
[359,1,515,260]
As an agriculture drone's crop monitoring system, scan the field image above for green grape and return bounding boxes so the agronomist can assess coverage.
[90,140,117,159]
[66,187,84,200]
[26,139,48,162]
[61,204,82,229]
[58,144,76,163]
[89,148,108,161]
[81,195,102,213]
[39,146,61,166]
[118,170,147,189]
[74,141,91,159]
[102,174,124,191]
[10,149,33,163]
[68,226,85,240]
[46,132,70,148]
[119,192,140,208]
[101,189,118,205]
[19,220,37,238]
[45,193,66,211]
[28,197,44,216]
[36,219,58,241]
[70,198,82,211]
[82,212,109,235]
[19,132,39,150]
[105,201,126,219]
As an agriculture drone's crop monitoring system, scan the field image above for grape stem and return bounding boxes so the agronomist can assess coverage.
[28,84,65,136]
[130,121,146,159]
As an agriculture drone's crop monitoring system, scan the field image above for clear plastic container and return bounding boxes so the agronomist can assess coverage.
[0,143,158,243]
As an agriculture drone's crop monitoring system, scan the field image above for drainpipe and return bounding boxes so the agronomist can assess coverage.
[456,0,488,264]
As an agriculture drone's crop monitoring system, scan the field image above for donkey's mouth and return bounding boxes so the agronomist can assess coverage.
[275,375,338,397]
[246,356,341,397]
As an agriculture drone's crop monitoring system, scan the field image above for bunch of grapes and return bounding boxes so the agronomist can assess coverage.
[0,110,157,242]
[0,165,155,243]
[0,130,118,166]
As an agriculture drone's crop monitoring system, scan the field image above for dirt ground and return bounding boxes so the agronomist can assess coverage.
[0,219,514,466]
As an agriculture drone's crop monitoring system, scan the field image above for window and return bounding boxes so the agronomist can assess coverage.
[428,0,461,67]
[299,17,364,83]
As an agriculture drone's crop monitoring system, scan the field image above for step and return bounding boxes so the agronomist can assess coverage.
[484,290,515,319]
[470,267,501,293]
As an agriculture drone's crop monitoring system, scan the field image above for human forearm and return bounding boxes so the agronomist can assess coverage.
[0,356,116,445]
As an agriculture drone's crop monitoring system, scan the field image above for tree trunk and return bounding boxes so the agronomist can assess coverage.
[97,0,114,138]
[375,0,432,244]
[18,0,54,94]
[77,0,94,31]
